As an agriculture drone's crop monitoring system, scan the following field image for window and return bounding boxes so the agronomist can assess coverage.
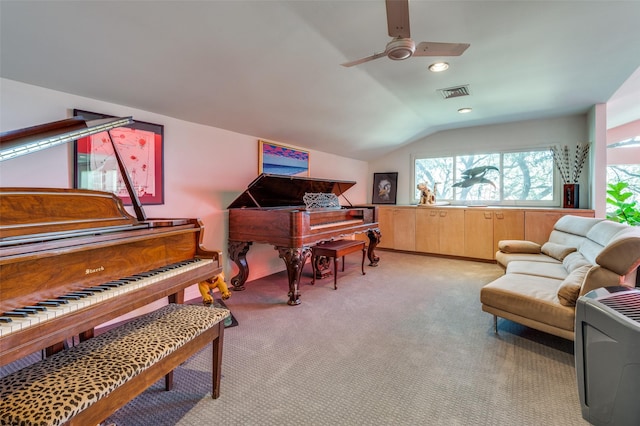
[414,149,556,205]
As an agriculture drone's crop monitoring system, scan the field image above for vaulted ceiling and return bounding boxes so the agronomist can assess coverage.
[1,1,639,161]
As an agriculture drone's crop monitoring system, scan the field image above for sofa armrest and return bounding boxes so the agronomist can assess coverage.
[579,265,626,297]
[595,235,640,276]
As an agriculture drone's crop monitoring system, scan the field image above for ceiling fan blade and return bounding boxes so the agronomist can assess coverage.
[386,0,410,39]
[413,42,470,57]
[341,52,387,67]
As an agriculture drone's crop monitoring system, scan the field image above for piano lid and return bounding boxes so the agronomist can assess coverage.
[227,173,356,209]
[0,115,149,221]
[0,116,133,161]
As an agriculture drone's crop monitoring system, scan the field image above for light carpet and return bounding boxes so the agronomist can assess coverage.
[1,251,588,425]
[104,251,587,426]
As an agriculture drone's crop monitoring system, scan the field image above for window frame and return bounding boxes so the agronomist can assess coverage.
[411,147,561,207]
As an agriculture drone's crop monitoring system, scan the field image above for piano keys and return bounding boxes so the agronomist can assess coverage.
[227,173,380,305]
[0,117,222,366]
[0,258,212,337]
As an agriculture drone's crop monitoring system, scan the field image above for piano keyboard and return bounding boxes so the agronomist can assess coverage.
[310,219,363,231]
[0,258,213,337]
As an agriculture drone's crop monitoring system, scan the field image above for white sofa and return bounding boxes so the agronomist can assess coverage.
[480,215,640,340]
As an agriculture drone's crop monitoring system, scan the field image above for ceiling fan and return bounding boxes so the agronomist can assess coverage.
[341,0,470,67]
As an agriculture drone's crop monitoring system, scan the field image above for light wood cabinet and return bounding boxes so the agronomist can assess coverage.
[378,206,594,260]
[493,210,525,253]
[392,208,416,251]
[415,208,464,256]
[464,210,494,259]
[376,207,395,249]
[439,209,465,255]
[376,207,415,251]
[415,208,440,253]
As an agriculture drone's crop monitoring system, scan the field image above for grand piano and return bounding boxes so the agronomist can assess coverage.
[0,117,222,367]
[227,173,380,305]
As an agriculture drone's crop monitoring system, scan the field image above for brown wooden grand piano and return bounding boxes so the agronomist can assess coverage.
[227,173,380,305]
[0,117,222,367]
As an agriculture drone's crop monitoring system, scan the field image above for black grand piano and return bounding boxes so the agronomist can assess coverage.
[227,173,381,305]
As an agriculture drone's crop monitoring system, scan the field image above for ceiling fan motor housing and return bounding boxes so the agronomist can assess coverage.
[386,38,415,60]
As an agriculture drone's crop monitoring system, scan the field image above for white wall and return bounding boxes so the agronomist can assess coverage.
[0,78,369,301]
[368,115,590,207]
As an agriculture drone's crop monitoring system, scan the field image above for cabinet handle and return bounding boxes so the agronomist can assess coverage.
[439,211,447,217]
[495,213,504,219]
[484,212,492,219]
[430,211,438,217]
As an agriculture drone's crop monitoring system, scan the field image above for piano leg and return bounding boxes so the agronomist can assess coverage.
[228,240,252,291]
[367,229,381,266]
[276,247,312,306]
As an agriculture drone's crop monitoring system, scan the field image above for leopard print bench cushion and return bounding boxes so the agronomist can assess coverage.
[0,303,229,426]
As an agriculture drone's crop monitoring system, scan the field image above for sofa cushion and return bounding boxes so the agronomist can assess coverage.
[557,265,592,307]
[553,215,603,236]
[495,251,559,269]
[498,240,541,254]
[541,242,577,261]
[506,261,569,280]
[562,251,592,273]
[586,220,631,246]
[480,274,575,331]
[579,220,633,264]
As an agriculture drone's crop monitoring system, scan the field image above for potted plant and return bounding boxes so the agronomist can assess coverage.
[606,181,640,226]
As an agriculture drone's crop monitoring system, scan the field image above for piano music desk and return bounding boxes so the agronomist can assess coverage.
[311,239,366,289]
[0,304,229,426]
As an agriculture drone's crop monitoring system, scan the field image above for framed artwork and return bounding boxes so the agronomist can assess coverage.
[73,109,164,205]
[372,172,398,204]
[258,139,309,176]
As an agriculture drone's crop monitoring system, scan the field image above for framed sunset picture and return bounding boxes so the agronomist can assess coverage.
[258,140,309,177]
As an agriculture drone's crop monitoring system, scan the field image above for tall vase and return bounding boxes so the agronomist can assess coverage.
[563,184,579,208]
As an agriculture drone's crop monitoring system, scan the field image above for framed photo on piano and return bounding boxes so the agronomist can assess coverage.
[372,172,398,204]
[73,109,164,205]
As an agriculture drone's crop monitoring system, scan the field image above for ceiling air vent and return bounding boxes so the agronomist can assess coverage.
[439,85,470,99]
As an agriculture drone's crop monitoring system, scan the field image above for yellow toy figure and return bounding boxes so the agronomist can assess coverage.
[198,272,231,305]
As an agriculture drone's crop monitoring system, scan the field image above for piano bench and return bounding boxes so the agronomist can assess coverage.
[0,303,229,426]
[311,239,366,289]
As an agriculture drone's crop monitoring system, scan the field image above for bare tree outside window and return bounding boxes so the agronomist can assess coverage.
[415,149,556,205]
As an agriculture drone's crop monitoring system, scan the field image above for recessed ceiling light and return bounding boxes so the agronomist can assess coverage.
[428,62,449,72]
[458,107,473,114]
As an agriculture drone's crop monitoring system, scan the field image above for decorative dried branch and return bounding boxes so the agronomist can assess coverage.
[551,143,590,184]
[551,145,570,184]
[572,143,590,183]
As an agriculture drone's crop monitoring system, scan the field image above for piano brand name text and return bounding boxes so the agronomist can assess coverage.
[85,266,105,275]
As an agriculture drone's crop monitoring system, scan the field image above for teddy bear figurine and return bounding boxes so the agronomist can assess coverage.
[198,272,231,305]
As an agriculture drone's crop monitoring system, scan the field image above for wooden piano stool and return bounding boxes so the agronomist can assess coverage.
[311,239,366,289]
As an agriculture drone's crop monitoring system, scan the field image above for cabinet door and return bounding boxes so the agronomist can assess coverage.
[439,209,465,256]
[493,210,525,255]
[464,210,494,259]
[377,207,394,249]
[393,209,416,251]
[415,208,440,253]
